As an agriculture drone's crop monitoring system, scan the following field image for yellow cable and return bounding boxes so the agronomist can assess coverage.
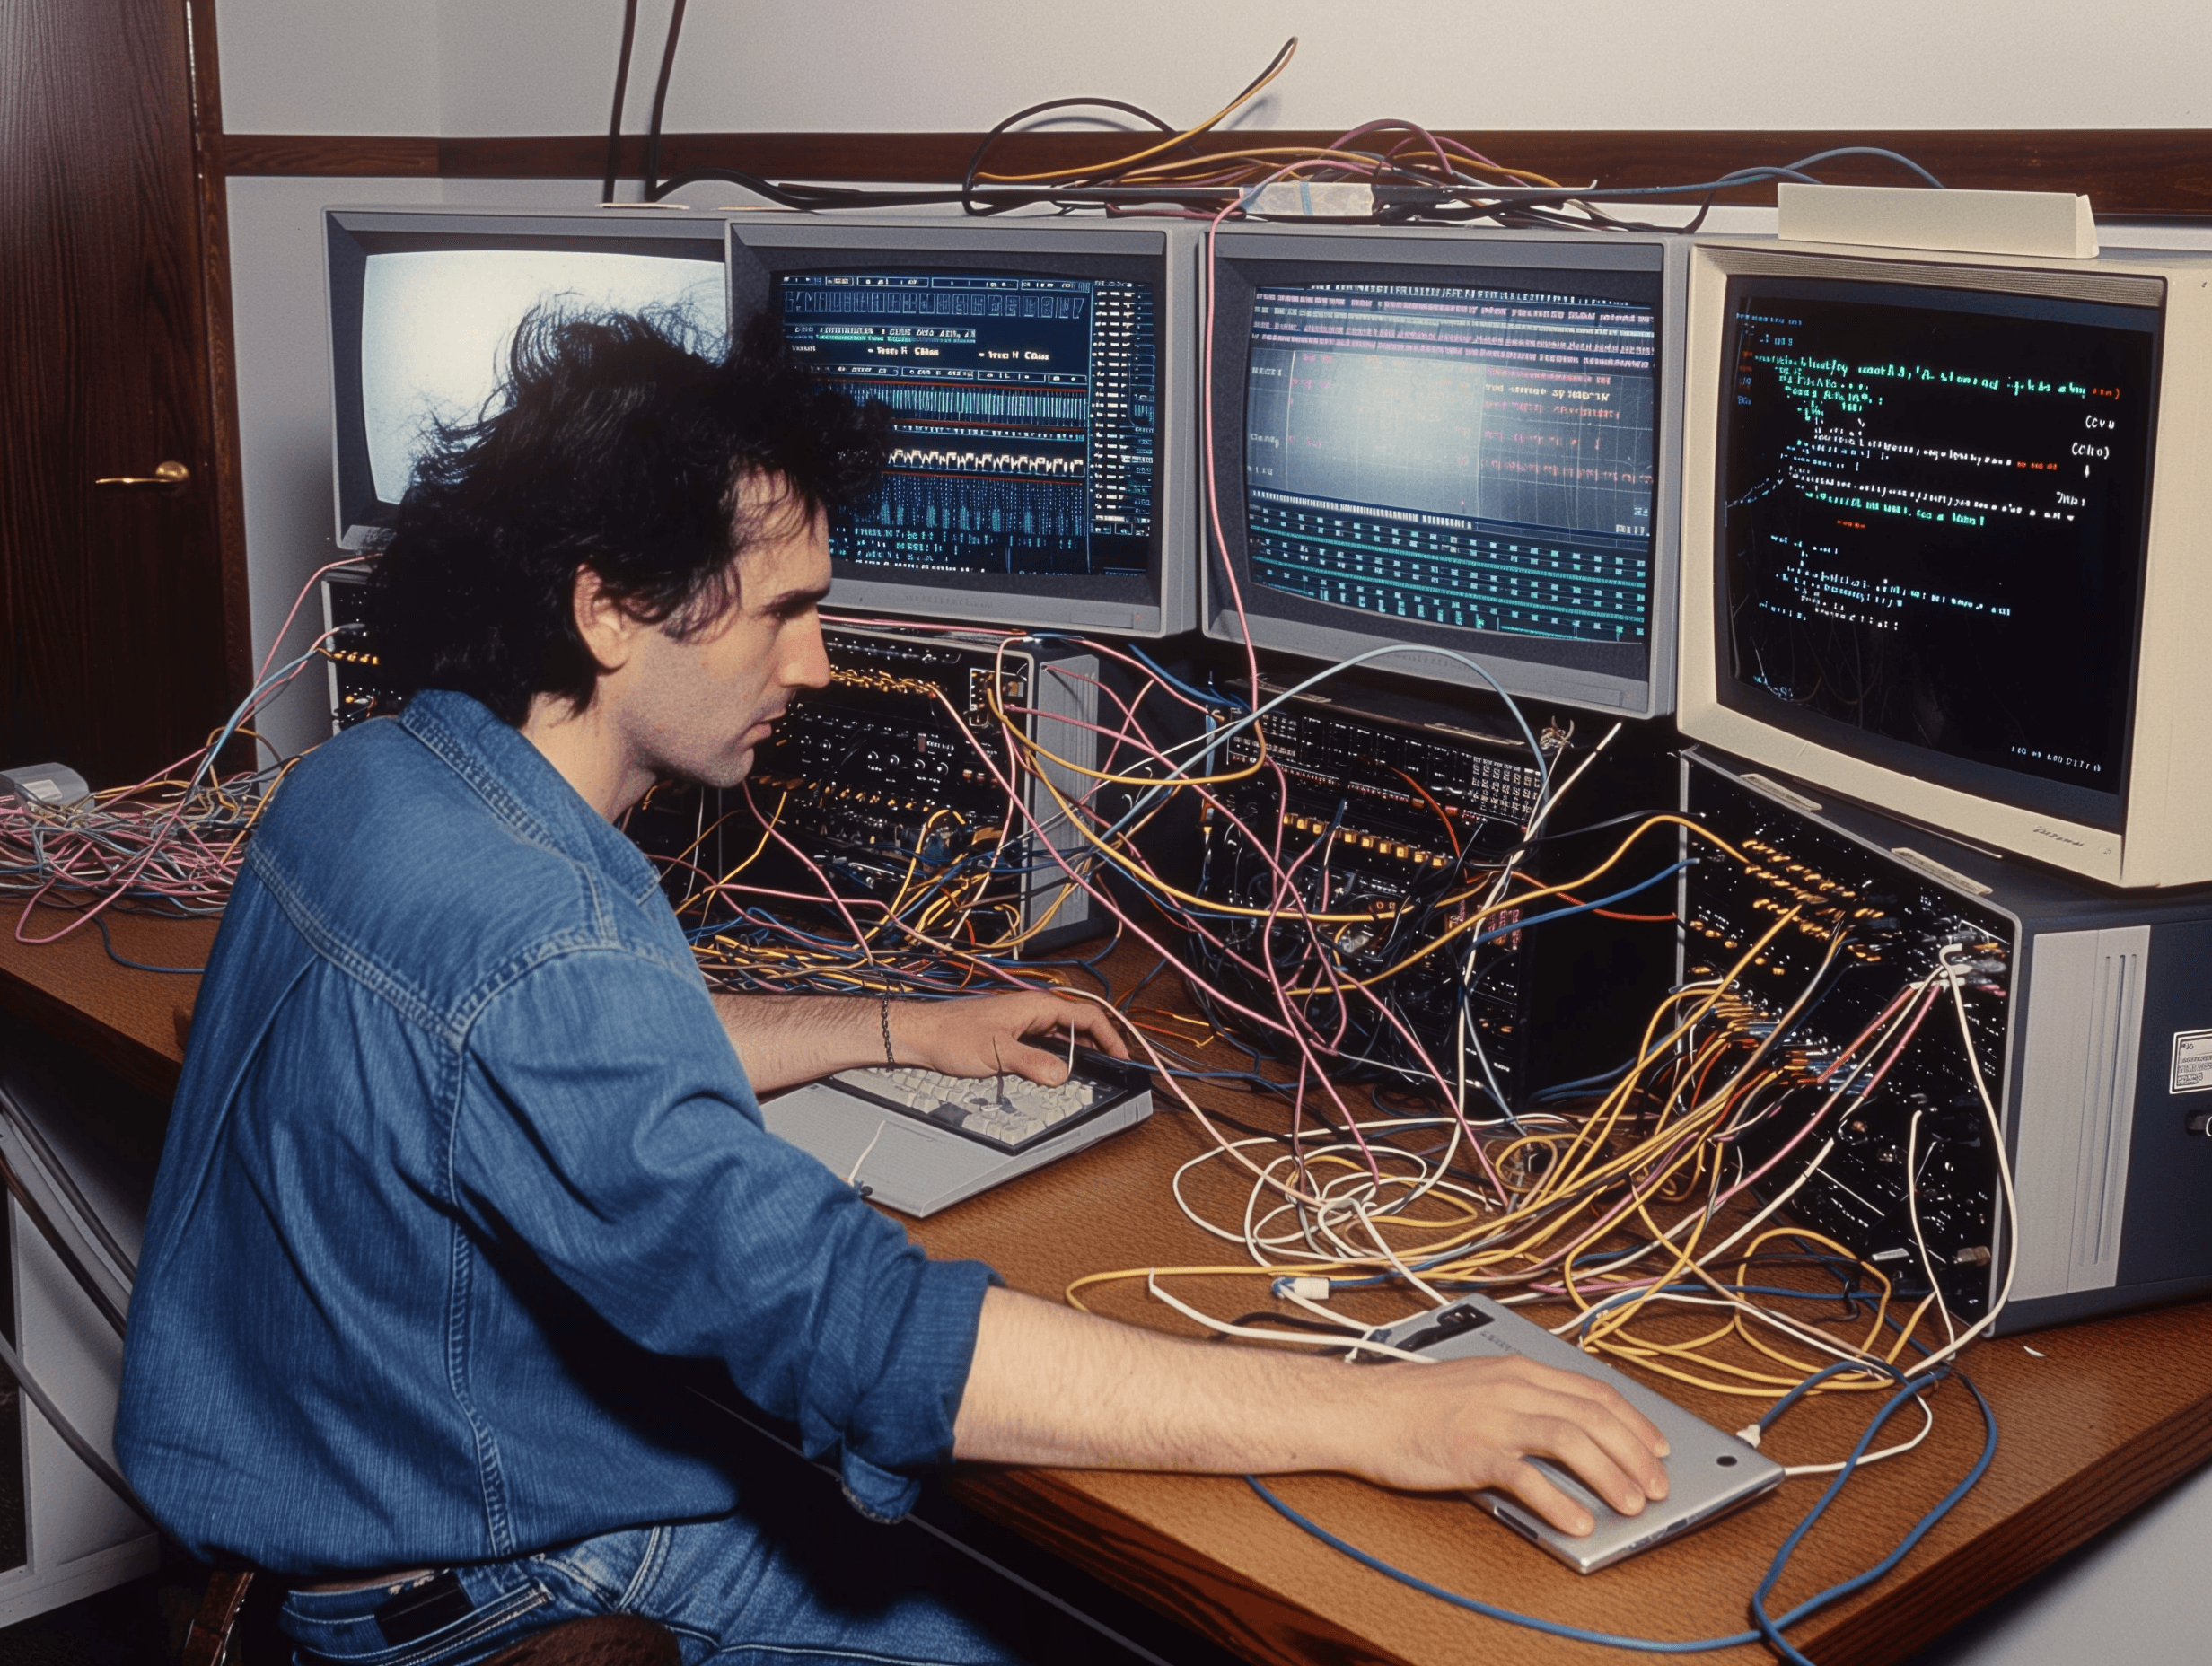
[975,39,1300,185]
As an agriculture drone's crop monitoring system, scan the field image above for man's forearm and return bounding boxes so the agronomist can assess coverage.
[713,986,1121,1094]
[952,1286,1370,1475]
[712,993,885,1093]
[951,1287,1671,1532]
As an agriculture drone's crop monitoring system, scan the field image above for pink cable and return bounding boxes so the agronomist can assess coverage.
[984,671,1510,1182]
[944,680,1519,1191]
[733,780,876,955]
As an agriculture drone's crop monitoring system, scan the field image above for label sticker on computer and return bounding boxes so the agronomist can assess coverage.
[2171,1030,2212,1095]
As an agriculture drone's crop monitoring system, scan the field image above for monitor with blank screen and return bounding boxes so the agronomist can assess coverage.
[325,208,731,549]
[729,217,1198,639]
[1674,236,2212,889]
[1202,225,1690,720]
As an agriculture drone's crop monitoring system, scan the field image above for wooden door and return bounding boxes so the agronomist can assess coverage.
[0,0,249,789]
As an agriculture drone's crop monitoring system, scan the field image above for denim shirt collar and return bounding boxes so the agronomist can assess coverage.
[399,690,665,908]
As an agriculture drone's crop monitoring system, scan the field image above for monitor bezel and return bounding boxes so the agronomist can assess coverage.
[1673,238,2212,888]
[1198,224,1688,720]
[324,207,732,551]
[728,217,1197,640]
[1707,267,2164,836]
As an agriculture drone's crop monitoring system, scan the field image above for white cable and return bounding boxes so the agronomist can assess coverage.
[1276,1283,1389,1334]
[1582,1282,1907,1380]
[1905,1109,1961,1355]
[1143,1272,1435,1363]
[1354,1200,1451,1308]
[1548,1136,1839,1337]
[845,1120,888,1188]
[1781,1392,1937,1477]
[1901,955,2021,1375]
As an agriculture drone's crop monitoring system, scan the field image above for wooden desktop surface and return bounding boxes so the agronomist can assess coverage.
[6,913,2209,1665]
[0,904,216,1098]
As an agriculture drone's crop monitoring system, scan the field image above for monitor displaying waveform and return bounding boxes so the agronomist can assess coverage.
[1242,283,1656,644]
[1719,276,2158,810]
[780,270,1156,578]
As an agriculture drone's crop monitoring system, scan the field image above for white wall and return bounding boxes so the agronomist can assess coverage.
[218,0,2212,138]
[218,0,441,135]
[1904,1458,2212,1666]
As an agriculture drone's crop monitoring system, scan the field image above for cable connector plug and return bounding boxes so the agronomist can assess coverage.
[1274,1276,1332,1302]
[1736,1425,1762,1447]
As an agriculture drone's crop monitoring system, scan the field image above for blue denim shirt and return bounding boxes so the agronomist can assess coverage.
[115,691,995,1575]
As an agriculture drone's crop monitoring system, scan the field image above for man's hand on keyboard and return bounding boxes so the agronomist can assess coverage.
[891,990,1128,1085]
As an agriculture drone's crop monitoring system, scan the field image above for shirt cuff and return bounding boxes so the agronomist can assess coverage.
[835,1257,1000,1521]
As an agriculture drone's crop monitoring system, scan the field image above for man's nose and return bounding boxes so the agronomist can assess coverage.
[789,618,832,690]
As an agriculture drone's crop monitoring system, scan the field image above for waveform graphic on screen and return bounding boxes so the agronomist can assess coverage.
[1243,283,1655,643]
[781,272,1155,578]
[1721,281,2157,801]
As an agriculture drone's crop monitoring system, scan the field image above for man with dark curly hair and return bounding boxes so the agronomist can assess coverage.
[115,310,1667,1665]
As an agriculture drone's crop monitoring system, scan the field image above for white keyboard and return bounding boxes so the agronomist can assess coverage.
[832,1064,1102,1152]
[765,1057,1154,1215]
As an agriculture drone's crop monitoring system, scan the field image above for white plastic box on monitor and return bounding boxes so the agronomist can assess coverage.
[1674,206,2212,889]
[1198,223,1693,721]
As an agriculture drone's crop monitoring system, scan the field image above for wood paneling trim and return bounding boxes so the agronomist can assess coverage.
[217,133,441,176]
[185,0,254,715]
[215,128,2212,216]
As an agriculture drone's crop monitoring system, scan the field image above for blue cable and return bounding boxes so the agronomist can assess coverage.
[1125,644,1242,712]
[92,914,206,975]
[1751,1371,1997,1666]
[1530,1054,1642,1102]
[1247,1477,1760,1652]
[1461,858,1692,952]
[1755,1357,1906,1432]
[1568,1287,1902,1349]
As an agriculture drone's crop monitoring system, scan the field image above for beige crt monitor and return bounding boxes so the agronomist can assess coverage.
[1675,236,2212,889]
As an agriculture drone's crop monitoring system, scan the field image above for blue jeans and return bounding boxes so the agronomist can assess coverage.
[277,1513,1030,1666]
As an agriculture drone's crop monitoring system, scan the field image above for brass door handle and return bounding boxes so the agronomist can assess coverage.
[93,460,189,488]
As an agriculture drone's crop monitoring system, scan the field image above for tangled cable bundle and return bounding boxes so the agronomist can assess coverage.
[4,558,363,964]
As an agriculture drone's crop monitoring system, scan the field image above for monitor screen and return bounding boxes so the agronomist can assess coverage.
[777,269,1158,582]
[726,221,1190,637]
[328,212,731,548]
[1716,276,2160,827]
[1200,231,1679,718]
[1242,281,1655,645]
[360,247,728,507]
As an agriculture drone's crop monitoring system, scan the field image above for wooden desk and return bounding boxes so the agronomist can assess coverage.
[908,942,2212,1664]
[0,905,215,1099]
[8,915,2211,1665]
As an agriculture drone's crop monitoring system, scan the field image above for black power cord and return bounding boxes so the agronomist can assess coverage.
[601,0,641,205]
[641,0,689,201]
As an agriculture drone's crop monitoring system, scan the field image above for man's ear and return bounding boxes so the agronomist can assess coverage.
[570,566,640,674]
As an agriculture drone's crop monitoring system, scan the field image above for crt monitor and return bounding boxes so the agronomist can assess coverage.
[730,216,1197,639]
[1675,237,2212,889]
[325,207,730,549]
[1201,225,1690,720]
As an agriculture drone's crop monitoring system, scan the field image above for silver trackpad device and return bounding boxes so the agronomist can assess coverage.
[1359,1296,1785,1574]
